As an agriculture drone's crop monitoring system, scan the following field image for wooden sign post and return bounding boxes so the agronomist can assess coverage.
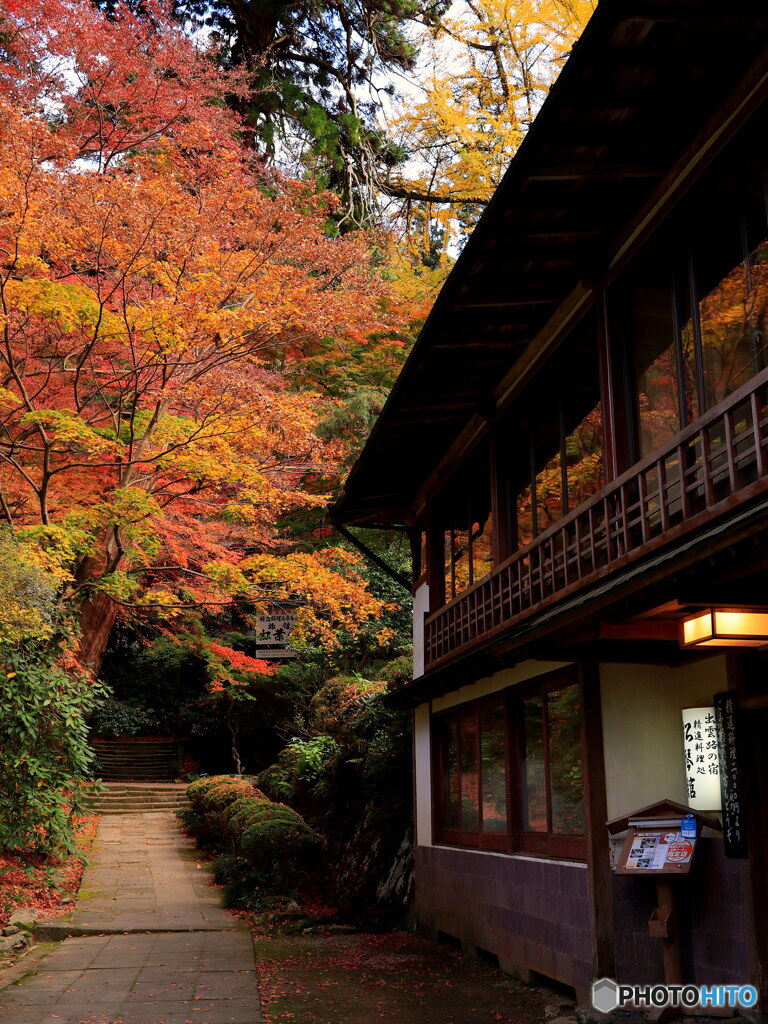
[608,800,723,1021]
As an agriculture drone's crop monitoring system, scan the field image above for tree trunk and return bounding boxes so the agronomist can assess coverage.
[77,589,118,676]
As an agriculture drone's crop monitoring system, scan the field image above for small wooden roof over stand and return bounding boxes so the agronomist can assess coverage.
[607,798,722,837]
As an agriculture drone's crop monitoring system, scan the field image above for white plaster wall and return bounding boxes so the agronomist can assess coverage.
[600,657,728,820]
[431,658,572,713]
[414,703,432,846]
[413,582,429,679]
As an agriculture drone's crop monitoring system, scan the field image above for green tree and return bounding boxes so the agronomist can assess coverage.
[96,0,449,227]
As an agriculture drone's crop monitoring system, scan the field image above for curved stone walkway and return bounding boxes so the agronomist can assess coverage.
[0,813,260,1024]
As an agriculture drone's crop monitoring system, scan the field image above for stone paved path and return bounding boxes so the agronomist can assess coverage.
[0,813,260,1024]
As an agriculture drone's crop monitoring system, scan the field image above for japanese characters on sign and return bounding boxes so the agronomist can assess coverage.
[253,612,295,647]
[616,828,697,875]
[681,706,722,811]
[714,691,748,858]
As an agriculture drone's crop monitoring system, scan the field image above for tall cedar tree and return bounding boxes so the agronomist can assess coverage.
[95,0,449,228]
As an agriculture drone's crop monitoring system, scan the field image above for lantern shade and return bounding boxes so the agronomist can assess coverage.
[680,608,768,648]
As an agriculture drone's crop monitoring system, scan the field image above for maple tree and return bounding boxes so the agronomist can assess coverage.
[0,0,407,675]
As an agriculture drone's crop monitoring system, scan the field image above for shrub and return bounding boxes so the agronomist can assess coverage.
[224,798,303,853]
[256,758,297,803]
[176,807,204,835]
[198,778,258,814]
[187,775,235,809]
[213,854,248,885]
[0,638,106,856]
[222,793,273,850]
[89,697,161,739]
[234,801,302,841]
[240,816,322,885]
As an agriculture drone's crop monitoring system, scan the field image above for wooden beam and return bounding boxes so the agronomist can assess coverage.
[526,162,663,181]
[457,299,558,311]
[598,620,680,641]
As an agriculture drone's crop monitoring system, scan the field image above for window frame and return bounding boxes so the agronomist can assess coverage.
[431,667,587,860]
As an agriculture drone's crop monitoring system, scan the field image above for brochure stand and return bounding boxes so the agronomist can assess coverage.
[607,799,723,1022]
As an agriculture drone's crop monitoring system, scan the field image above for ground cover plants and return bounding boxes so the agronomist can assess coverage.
[0,813,99,931]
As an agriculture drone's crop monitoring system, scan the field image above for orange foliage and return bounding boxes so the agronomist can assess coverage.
[0,0,409,662]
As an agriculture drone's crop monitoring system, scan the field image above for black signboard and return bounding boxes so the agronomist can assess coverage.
[714,690,748,858]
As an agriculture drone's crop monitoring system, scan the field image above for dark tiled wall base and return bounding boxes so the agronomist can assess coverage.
[415,845,593,994]
[613,839,750,985]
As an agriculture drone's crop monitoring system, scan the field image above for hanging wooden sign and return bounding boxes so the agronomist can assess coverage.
[714,691,748,858]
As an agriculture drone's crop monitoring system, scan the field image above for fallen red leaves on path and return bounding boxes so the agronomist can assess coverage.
[254,931,564,1024]
[0,814,99,927]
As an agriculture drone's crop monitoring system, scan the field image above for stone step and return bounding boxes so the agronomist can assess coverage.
[85,806,188,815]
[94,753,180,761]
[95,772,180,780]
[84,782,188,789]
[86,792,188,798]
[94,762,180,768]
[85,798,188,806]
[85,787,188,793]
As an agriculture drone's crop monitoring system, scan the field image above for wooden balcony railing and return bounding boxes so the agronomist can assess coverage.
[424,366,768,669]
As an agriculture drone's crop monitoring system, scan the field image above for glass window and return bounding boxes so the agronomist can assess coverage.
[459,713,479,830]
[696,228,768,410]
[437,442,494,599]
[747,237,768,372]
[547,685,585,835]
[521,695,546,833]
[506,313,605,544]
[434,701,508,846]
[565,402,605,510]
[441,720,459,829]
[630,278,683,458]
[480,704,507,833]
[452,529,472,597]
[471,515,494,582]
[535,450,563,531]
[433,672,586,858]
[444,531,454,602]
[516,480,534,547]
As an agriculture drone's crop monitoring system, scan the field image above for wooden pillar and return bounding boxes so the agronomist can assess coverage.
[580,663,615,983]
[425,509,445,613]
[597,289,633,480]
[728,653,768,1013]
[490,425,514,564]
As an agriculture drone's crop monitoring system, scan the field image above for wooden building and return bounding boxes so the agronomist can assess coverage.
[336,0,768,1006]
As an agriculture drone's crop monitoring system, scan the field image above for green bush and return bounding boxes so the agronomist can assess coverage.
[176,807,204,834]
[213,854,248,885]
[187,775,235,808]
[222,794,271,847]
[90,697,161,739]
[224,797,303,853]
[240,816,322,885]
[256,758,297,803]
[182,772,321,893]
[199,778,258,814]
[0,639,106,856]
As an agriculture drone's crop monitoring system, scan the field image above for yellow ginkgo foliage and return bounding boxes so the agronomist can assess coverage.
[386,0,595,254]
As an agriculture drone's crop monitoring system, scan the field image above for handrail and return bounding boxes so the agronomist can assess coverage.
[424,366,768,668]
